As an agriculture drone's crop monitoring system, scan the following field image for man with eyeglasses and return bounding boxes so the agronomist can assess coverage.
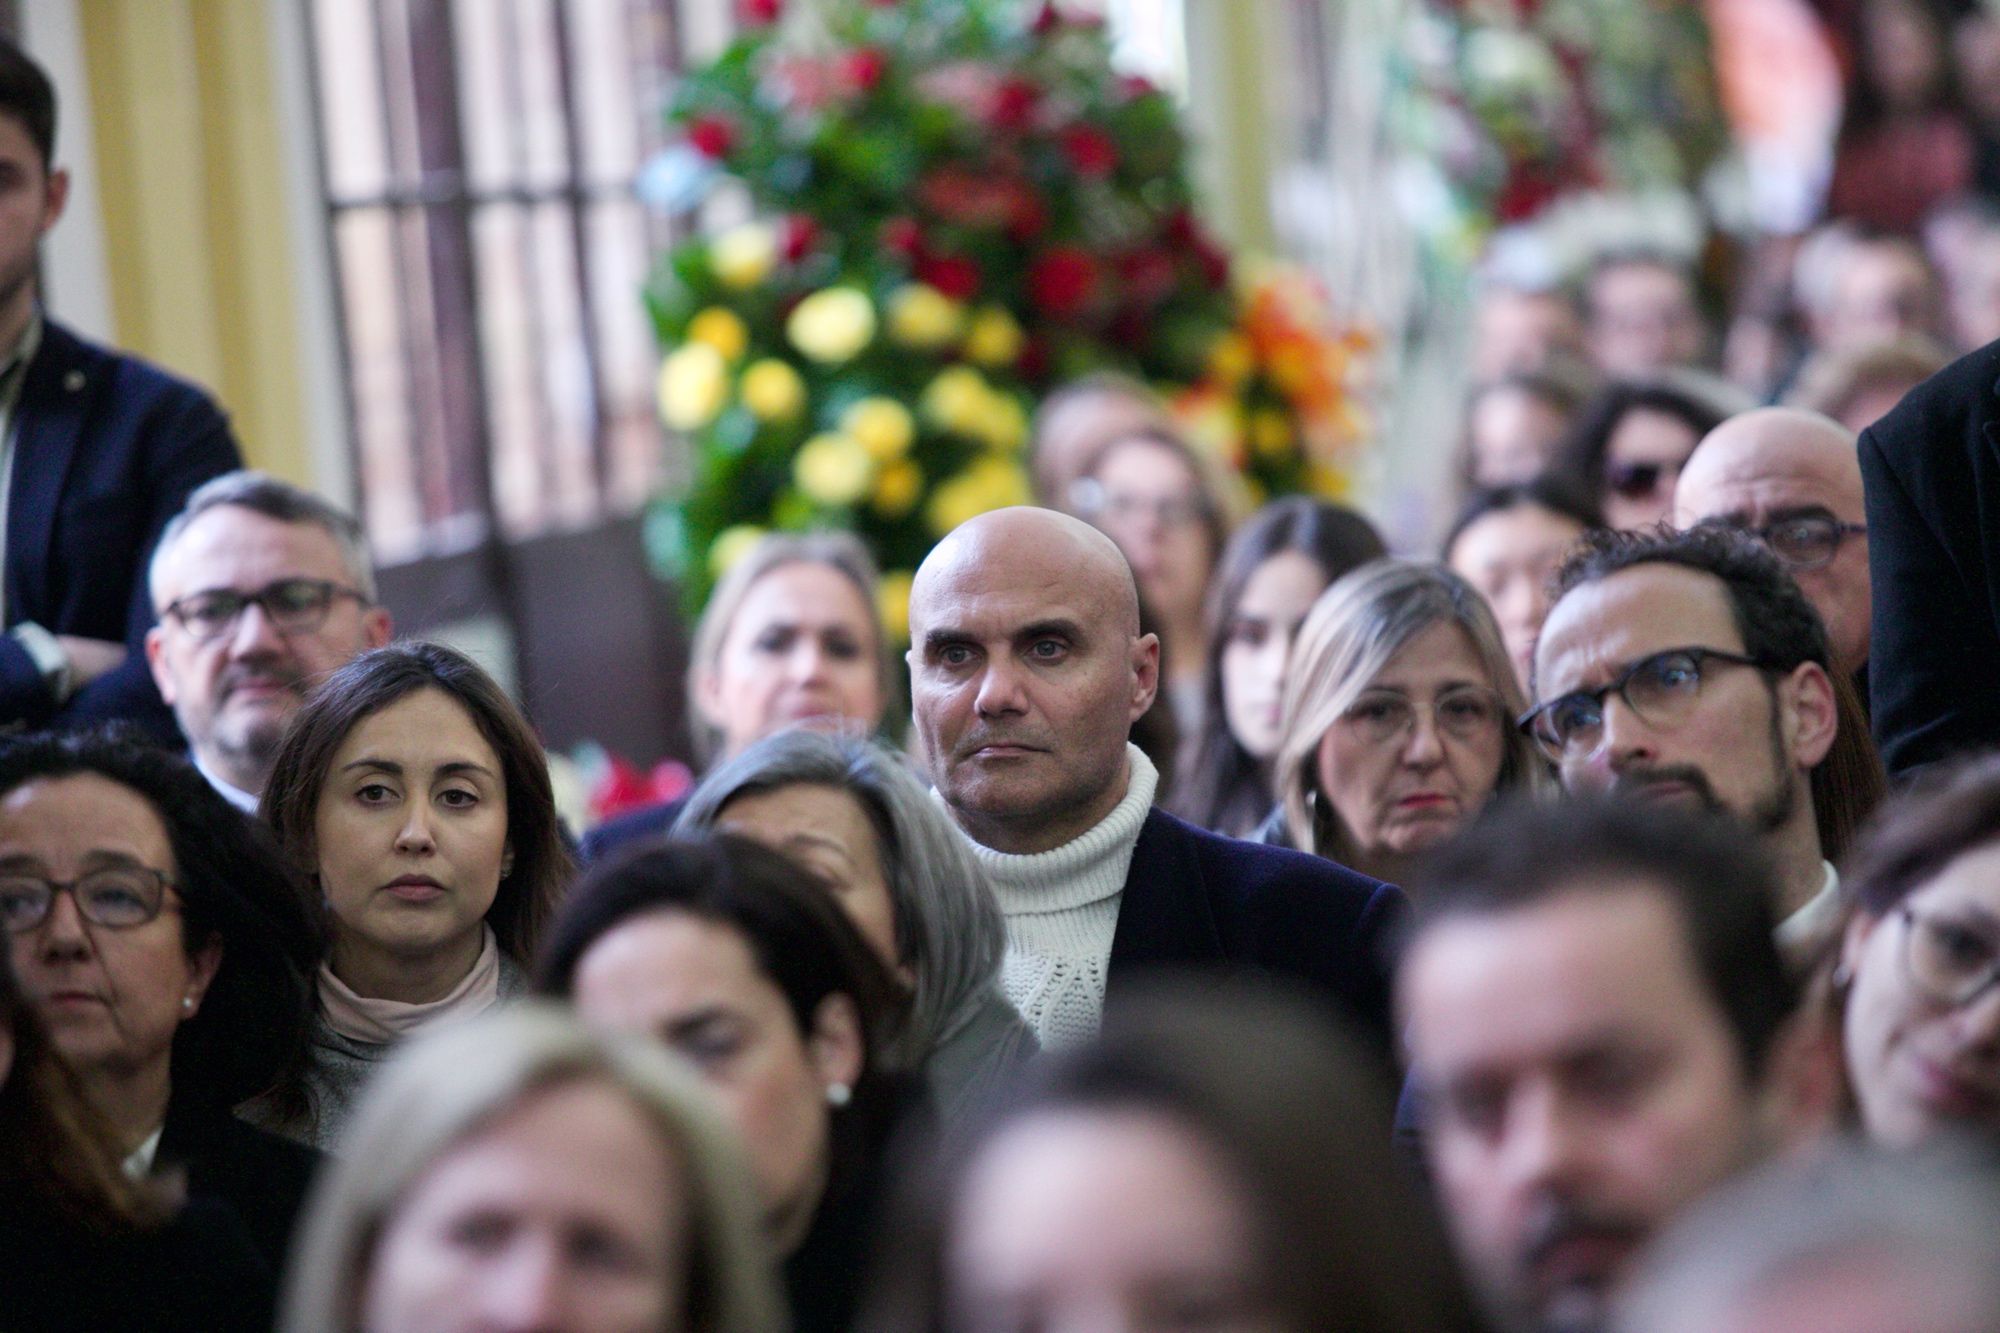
[1673,408,1871,681]
[144,472,391,810]
[1524,525,1844,951]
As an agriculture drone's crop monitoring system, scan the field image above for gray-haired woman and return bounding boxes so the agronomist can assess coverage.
[675,729,1037,1120]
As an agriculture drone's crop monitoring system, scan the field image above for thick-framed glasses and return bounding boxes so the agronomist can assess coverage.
[1337,686,1507,748]
[1067,478,1210,531]
[162,578,369,644]
[0,867,178,933]
[1899,906,2000,1008]
[1714,514,1867,572]
[1518,646,1772,764]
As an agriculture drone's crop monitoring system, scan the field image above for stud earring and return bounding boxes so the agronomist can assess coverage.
[180,995,196,1015]
[825,1082,852,1108]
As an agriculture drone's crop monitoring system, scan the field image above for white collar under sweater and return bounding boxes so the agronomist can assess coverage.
[950,744,1158,1051]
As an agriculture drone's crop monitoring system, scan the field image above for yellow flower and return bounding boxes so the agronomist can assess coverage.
[686,307,750,363]
[708,524,768,578]
[924,456,1030,536]
[919,365,993,436]
[740,358,808,422]
[1207,332,1255,388]
[657,343,730,432]
[842,397,917,461]
[871,458,924,518]
[787,288,877,364]
[886,283,965,350]
[792,432,875,507]
[711,223,778,290]
[876,570,915,643]
[1251,407,1294,460]
[973,391,1029,452]
[1305,463,1350,501]
[962,305,1025,368]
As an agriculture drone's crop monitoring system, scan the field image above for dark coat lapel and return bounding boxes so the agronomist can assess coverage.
[1107,807,1227,975]
[6,325,91,622]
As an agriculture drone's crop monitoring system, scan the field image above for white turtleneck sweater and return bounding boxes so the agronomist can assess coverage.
[951,744,1158,1051]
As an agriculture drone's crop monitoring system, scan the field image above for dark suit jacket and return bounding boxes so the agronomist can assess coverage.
[579,792,691,864]
[1107,807,1404,1052]
[1858,340,2000,779]
[157,1096,323,1286]
[0,319,241,737]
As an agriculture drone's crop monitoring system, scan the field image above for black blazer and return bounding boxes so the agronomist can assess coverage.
[157,1096,323,1286]
[1858,340,2000,779]
[579,792,691,864]
[1107,807,1405,1052]
[0,319,240,737]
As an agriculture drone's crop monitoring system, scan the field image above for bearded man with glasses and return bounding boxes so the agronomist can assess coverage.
[1673,407,1872,683]
[144,472,392,811]
[1525,525,1878,955]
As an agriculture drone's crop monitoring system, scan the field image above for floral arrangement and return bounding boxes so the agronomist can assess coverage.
[1390,0,1729,263]
[644,0,1373,621]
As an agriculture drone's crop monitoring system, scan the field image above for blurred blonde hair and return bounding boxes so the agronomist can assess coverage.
[1274,559,1546,860]
[281,1003,784,1333]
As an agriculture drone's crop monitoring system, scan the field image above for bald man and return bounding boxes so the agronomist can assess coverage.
[908,507,1402,1052]
[1674,409,1872,678]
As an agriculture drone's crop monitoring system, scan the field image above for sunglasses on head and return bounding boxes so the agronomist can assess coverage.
[1604,460,1678,501]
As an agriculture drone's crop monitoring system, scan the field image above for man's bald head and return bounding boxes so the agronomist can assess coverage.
[1674,409,1871,674]
[907,506,1160,854]
[911,506,1141,640]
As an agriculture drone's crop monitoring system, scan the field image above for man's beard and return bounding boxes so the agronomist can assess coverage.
[1609,696,1797,837]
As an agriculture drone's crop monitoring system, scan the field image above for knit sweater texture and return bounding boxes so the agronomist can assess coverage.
[959,745,1157,1050]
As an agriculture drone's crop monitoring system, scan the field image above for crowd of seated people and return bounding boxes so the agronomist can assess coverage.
[26,9,2000,1331]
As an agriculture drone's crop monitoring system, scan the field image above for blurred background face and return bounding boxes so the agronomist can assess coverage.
[1468,385,1569,489]
[1,774,214,1089]
[1472,288,1582,380]
[1220,551,1329,762]
[1820,242,1936,356]
[571,909,843,1253]
[698,564,885,761]
[1842,839,2000,1148]
[1602,409,1702,531]
[1084,437,1216,632]
[947,1107,1285,1333]
[1588,264,1703,377]
[1448,503,1588,695]
[362,1079,686,1333]
[714,783,901,971]
[1315,622,1507,868]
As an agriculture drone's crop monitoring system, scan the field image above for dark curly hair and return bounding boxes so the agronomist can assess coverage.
[0,726,320,1110]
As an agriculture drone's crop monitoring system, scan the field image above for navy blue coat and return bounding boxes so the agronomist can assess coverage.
[1108,807,1404,1052]
[0,320,241,737]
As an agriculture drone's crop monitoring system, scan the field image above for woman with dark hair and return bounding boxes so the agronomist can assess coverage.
[1443,478,1602,695]
[258,640,572,1148]
[1171,496,1387,836]
[538,833,912,1333]
[0,726,321,1287]
[865,981,1485,1332]
[1827,755,2000,1148]
[0,945,271,1330]
[1556,375,1737,531]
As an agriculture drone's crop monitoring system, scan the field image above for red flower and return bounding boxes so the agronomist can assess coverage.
[880,216,923,258]
[916,252,982,301]
[1162,208,1199,246]
[780,214,819,263]
[1006,189,1049,242]
[991,78,1041,131]
[686,115,736,160]
[1031,2,1064,33]
[738,0,782,23]
[1060,125,1119,178]
[1028,247,1099,317]
[1118,74,1157,100]
[1190,235,1230,289]
[1117,248,1178,305]
[842,46,888,94]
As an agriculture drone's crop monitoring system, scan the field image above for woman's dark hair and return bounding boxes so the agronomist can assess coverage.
[0,942,172,1232]
[864,980,1486,1332]
[1441,475,1604,566]
[260,641,572,970]
[1556,376,1732,502]
[1170,497,1387,836]
[1844,753,2000,921]
[536,834,907,1198]
[1456,363,1596,493]
[0,726,320,1112]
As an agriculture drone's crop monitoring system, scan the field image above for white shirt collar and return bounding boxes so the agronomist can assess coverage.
[121,1125,164,1179]
[1777,860,1842,953]
[195,753,261,815]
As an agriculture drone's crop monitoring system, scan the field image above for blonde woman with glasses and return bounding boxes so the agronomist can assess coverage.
[1261,559,1548,885]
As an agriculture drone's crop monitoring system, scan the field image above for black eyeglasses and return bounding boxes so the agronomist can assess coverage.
[1518,646,1774,764]
[1715,513,1867,572]
[0,867,178,933]
[162,578,369,644]
[1900,907,2000,1009]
